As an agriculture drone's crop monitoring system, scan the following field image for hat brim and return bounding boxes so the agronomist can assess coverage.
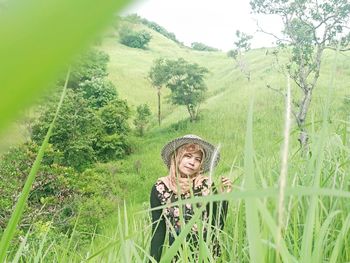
[161,136,220,173]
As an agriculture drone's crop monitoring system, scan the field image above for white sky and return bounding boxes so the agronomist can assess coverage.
[121,0,283,51]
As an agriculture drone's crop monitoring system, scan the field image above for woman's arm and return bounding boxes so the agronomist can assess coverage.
[150,184,166,262]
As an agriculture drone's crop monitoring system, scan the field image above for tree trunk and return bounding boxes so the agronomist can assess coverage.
[186,104,194,122]
[297,89,312,149]
[157,87,161,126]
[236,52,251,82]
[140,125,144,137]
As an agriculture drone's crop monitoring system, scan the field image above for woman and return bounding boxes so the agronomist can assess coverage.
[150,134,232,262]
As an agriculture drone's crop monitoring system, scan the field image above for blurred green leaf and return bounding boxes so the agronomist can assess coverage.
[0,0,132,135]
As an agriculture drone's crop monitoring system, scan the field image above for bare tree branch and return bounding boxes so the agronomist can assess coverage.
[254,19,291,43]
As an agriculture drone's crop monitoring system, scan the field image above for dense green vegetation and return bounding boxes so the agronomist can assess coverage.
[123,13,181,44]
[149,58,209,122]
[118,25,152,49]
[32,49,132,171]
[1,9,350,263]
[191,42,219,52]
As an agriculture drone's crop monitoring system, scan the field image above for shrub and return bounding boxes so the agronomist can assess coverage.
[0,142,78,233]
[31,49,132,170]
[122,14,180,44]
[134,104,151,136]
[118,25,152,49]
[191,42,219,51]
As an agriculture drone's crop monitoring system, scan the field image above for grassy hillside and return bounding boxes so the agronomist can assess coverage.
[3,17,350,262]
[87,21,350,261]
[99,20,349,204]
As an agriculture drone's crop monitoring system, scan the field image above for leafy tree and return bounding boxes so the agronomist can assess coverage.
[134,104,152,136]
[0,141,77,233]
[32,50,131,170]
[99,99,130,135]
[122,14,181,44]
[227,30,253,81]
[191,42,219,52]
[118,25,152,49]
[32,89,99,170]
[79,78,117,109]
[69,49,109,88]
[165,58,209,122]
[0,141,122,242]
[250,0,350,148]
[148,58,171,125]
[94,100,131,161]
[149,58,209,122]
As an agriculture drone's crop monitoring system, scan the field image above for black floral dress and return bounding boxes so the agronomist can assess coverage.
[150,178,228,262]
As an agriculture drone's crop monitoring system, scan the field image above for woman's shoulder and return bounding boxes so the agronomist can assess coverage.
[153,177,171,193]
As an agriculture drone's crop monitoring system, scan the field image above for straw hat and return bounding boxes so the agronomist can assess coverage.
[161,134,220,173]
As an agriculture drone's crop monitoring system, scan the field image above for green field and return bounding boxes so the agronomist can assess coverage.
[1,15,350,262]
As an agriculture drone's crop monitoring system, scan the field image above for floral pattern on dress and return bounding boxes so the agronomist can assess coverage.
[154,179,211,239]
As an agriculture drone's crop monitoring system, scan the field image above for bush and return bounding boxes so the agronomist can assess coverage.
[122,14,181,44]
[79,78,117,109]
[94,133,131,162]
[191,42,219,51]
[31,49,132,171]
[118,25,152,49]
[0,142,78,232]
[99,99,130,135]
[0,141,123,245]
[134,104,151,136]
[69,49,109,87]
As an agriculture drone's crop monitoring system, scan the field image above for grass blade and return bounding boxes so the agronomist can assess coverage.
[300,39,340,263]
[329,214,350,263]
[276,75,292,257]
[244,100,264,262]
[311,210,341,262]
[0,70,70,262]
[160,205,206,263]
[12,227,32,263]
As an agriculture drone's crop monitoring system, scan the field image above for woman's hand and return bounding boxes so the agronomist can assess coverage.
[220,176,232,193]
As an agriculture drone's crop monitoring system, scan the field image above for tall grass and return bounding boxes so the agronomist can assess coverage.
[1,1,350,262]
[0,0,132,261]
[5,72,350,262]
[0,70,70,262]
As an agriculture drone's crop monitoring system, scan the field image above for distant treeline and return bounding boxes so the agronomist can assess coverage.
[122,14,183,45]
[191,42,219,52]
[121,14,219,52]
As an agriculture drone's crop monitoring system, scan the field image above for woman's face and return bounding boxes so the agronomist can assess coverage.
[178,151,202,177]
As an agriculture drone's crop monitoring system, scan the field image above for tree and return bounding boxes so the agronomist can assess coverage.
[191,42,219,52]
[250,0,350,149]
[165,58,209,122]
[32,49,131,170]
[149,58,209,122]
[134,104,152,136]
[79,78,117,109]
[118,25,152,49]
[148,58,171,126]
[227,30,253,81]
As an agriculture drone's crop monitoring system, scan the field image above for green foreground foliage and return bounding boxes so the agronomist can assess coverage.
[1,5,350,263]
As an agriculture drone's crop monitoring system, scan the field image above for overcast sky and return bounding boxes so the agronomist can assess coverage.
[121,0,283,51]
